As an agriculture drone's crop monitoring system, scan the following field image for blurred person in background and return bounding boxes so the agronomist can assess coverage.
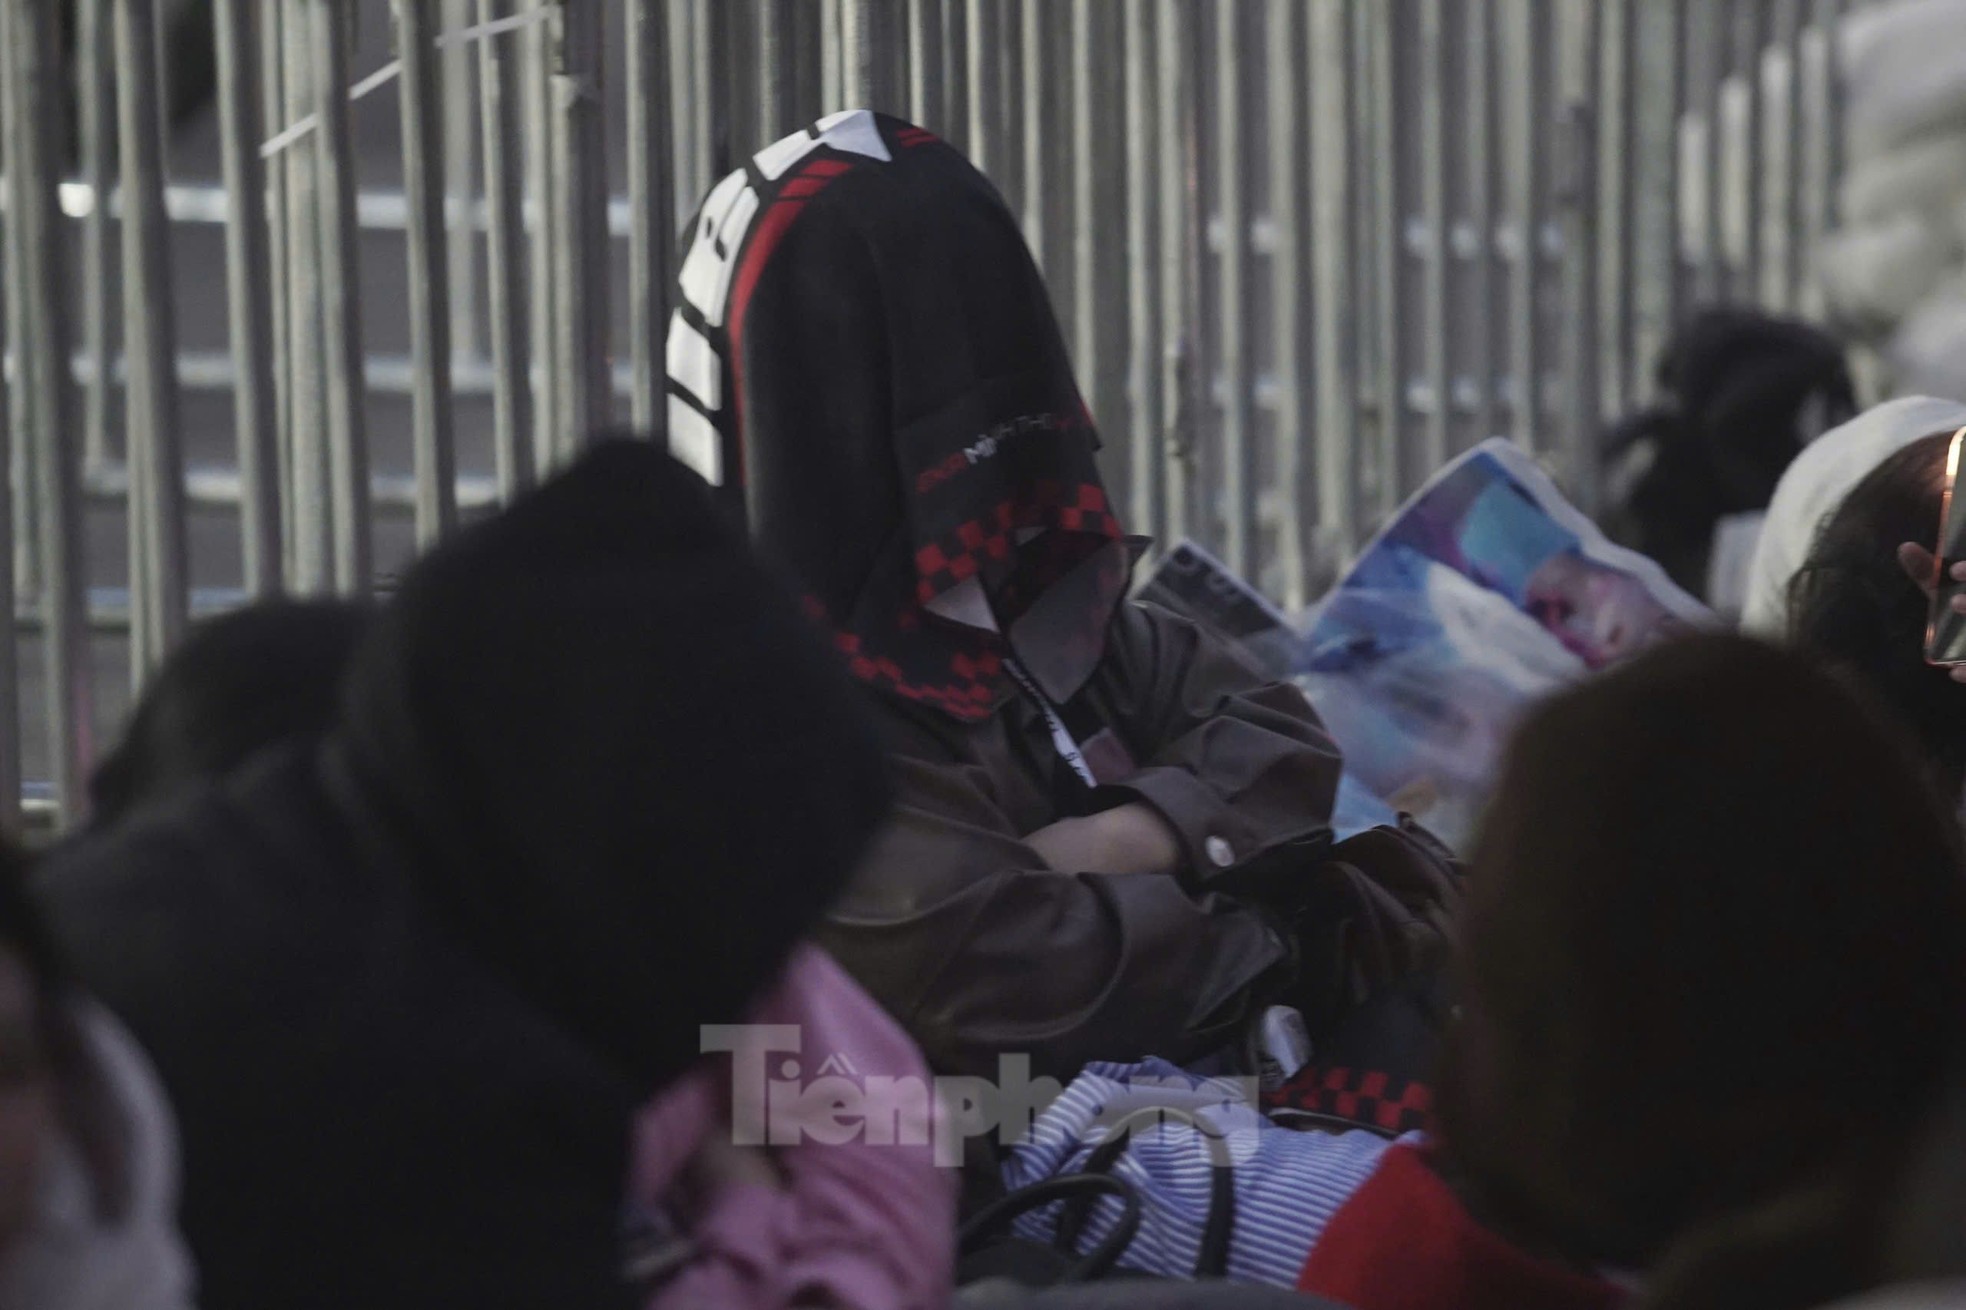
[1780,424,1966,802]
[1603,307,1856,614]
[1742,396,1966,639]
[68,471,952,1310]
[32,441,894,1310]
[1644,1073,1966,1310]
[1423,635,1966,1310]
[84,599,370,831]
[0,837,190,1310]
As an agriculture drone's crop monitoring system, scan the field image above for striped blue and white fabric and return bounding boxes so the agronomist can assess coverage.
[1002,1058,1406,1285]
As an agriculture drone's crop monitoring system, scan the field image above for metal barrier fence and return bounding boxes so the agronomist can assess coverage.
[0,0,1851,829]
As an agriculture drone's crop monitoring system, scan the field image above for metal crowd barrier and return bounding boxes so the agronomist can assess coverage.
[0,0,1852,830]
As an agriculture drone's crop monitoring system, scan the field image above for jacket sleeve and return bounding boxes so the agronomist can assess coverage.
[638,947,953,1310]
[1099,603,1343,887]
[817,757,1294,1081]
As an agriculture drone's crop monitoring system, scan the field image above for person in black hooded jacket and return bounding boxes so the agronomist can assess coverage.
[31,439,892,1310]
[664,112,1343,1082]
[1603,306,1857,599]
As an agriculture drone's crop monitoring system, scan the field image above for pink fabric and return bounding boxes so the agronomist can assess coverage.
[631,945,955,1310]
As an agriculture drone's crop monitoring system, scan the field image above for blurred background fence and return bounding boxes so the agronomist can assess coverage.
[0,0,1861,828]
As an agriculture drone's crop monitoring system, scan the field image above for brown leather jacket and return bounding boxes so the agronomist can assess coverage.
[816,601,1343,1080]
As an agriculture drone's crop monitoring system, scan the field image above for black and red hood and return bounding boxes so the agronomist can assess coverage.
[664,111,1124,721]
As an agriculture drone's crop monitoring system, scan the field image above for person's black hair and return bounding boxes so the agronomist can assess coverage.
[1436,634,1966,1296]
[88,599,371,827]
[1605,306,1857,596]
[1787,431,1966,795]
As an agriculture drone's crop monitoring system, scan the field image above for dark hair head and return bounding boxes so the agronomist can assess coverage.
[1787,431,1966,794]
[1436,634,1966,1273]
[89,599,371,826]
[1606,307,1855,594]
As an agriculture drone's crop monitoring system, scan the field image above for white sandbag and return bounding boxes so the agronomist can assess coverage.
[1840,0,1966,158]
[1818,213,1957,331]
[1840,133,1966,228]
[1886,284,1966,403]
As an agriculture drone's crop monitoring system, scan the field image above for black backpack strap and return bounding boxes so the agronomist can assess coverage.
[1052,1107,1238,1280]
[958,1173,1146,1286]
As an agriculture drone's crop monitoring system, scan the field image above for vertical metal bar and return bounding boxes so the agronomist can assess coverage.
[724,0,758,164]
[1465,0,1497,447]
[546,0,614,455]
[788,0,821,133]
[116,0,190,677]
[1309,0,1357,554]
[1799,0,1840,320]
[630,0,676,433]
[966,0,999,175]
[822,0,844,110]
[756,0,781,142]
[1776,0,1807,311]
[1596,0,1633,415]
[1419,0,1451,479]
[1266,0,1308,607]
[1734,0,1768,305]
[525,5,561,473]
[1820,0,1845,232]
[1367,0,1403,501]
[0,245,17,826]
[841,0,898,111]
[943,0,970,150]
[260,0,293,586]
[444,0,482,361]
[77,0,116,479]
[1631,0,1683,388]
[664,0,695,201]
[1559,0,1603,504]
[1507,0,1546,453]
[214,0,285,597]
[3,0,93,823]
[312,0,373,594]
[1214,0,1253,576]
[1020,0,1047,269]
[1,8,27,614]
[396,0,459,546]
[1123,0,1163,545]
[1562,100,1602,505]
[1155,0,1195,546]
[994,0,1025,220]
[759,0,792,140]
[284,0,329,592]
[907,0,940,128]
[706,2,733,198]
[888,0,912,118]
[1074,0,1124,536]
[1695,0,1726,303]
[1069,0,1101,407]
[689,0,716,177]
[795,0,829,130]
[480,0,534,498]
[837,0,861,107]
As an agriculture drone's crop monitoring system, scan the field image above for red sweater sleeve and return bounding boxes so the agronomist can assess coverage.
[1298,1144,1625,1310]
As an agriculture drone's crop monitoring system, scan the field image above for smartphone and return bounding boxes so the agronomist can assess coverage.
[1927,427,1966,665]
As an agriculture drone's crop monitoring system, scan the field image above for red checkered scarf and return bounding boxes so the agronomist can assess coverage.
[673,112,1125,721]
